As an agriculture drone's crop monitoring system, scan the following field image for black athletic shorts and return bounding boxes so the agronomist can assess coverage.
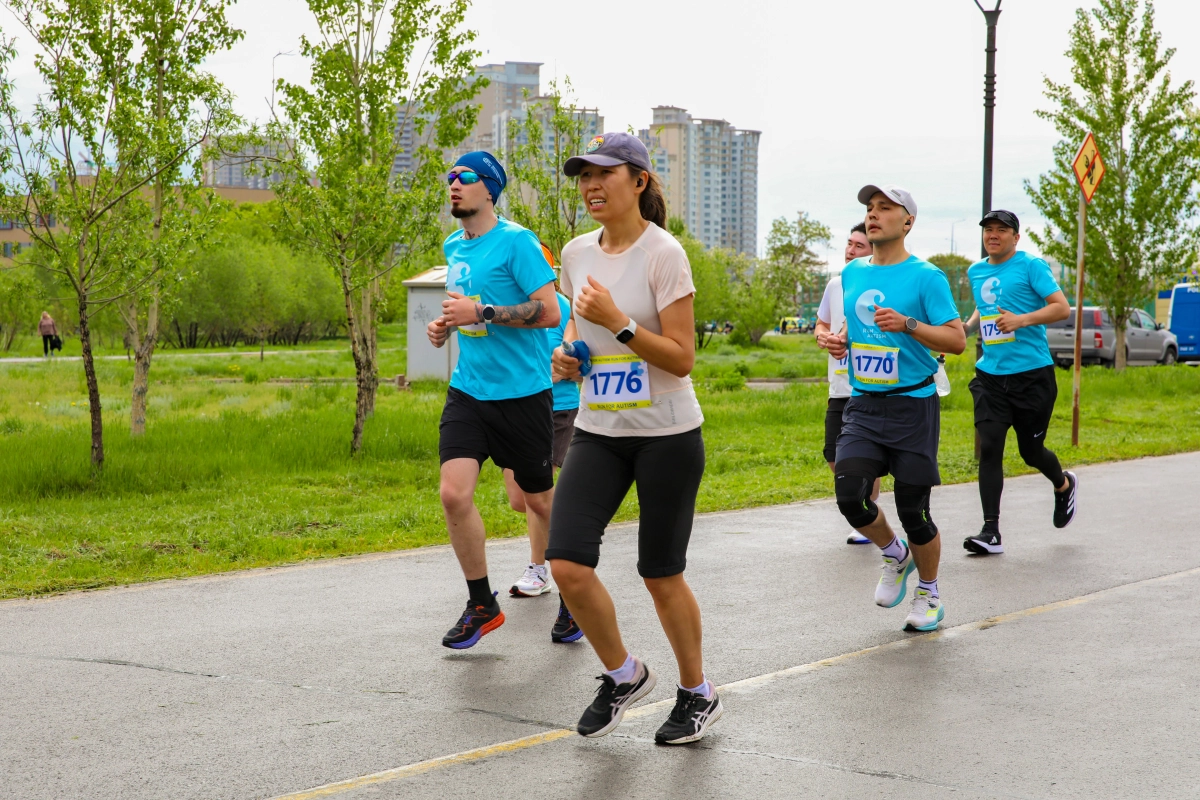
[546,427,705,579]
[824,397,850,463]
[835,393,942,486]
[969,365,1058,438]
[552,408,578,468]
[439,386,554,494]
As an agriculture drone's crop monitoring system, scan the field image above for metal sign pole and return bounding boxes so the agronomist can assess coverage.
[1071,195,1086,446]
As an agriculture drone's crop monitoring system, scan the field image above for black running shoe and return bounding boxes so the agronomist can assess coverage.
[963,523,1003,555]
[1053,471,1078,529]
[551,598,584,643]
[654,687,724,745]
[576,659,656,738]
[441,593,505,650]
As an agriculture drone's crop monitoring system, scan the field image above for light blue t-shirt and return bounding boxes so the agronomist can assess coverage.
[969,250,1061,375]
[550,292,580,412]
[444,218,557,401]
[841,255,960,398]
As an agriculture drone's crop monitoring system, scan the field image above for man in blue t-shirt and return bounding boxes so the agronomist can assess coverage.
[425,151,560,650]
[825,184,965,633]
[961,210,1078,557]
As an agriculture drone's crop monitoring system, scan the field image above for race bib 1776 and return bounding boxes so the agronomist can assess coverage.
[584,354,651,411]
[851,342,900,385]
[980,314,1016,345]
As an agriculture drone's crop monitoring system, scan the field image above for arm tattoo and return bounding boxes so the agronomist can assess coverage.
[490,300,546,327]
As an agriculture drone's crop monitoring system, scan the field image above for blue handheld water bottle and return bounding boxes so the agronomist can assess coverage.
[561,339,591,376]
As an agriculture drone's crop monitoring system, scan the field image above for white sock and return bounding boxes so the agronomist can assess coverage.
[531,562,547,576]
[605,653,637,685]
[681,676,713,699]
[881,537,908,561]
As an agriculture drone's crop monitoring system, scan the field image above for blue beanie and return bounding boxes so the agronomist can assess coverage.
[454,151,507,205]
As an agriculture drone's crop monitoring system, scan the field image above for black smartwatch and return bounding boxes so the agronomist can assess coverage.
[904,316,918,333]
[480,304,496,322]
[615,318,638,344]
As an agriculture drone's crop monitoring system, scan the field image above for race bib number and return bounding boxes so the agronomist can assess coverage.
[457,295,487,338]
[851,342,900,385]
[980,315,1015,345]
[832,353,848,376]
[584,354,651,411]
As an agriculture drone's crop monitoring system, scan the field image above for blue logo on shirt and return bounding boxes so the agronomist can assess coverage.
[855,290,885,327]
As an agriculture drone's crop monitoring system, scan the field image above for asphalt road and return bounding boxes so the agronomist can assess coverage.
[2,452,1198,799]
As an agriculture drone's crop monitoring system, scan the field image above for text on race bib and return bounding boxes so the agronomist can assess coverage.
[851,342,901,385]
[457,294,487,338]
[832,353,848,376]
[980,314,1016,345]
[584,354,651,411]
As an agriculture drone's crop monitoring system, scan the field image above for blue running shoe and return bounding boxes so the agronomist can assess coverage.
[904,589,944,632]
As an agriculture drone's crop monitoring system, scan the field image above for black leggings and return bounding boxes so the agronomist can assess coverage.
[977,420,1066,521]
[43,334,53,355]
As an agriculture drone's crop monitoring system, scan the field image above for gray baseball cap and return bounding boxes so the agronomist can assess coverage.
[857,184,918,217]
[563,132,653,176]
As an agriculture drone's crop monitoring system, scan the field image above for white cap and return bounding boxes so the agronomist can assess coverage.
[858,184,917,216]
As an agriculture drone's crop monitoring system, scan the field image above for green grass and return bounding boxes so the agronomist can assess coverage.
[2,332,1198,598]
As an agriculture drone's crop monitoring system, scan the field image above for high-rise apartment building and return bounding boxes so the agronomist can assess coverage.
[640,107,760,255]
[455,61,542,158]
[202,139,290,190]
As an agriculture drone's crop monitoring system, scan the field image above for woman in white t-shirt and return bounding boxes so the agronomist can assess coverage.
[546,132,720,746]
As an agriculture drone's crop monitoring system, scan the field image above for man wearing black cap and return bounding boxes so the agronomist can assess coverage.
[426,151,561,649]
[962,210,1077,556]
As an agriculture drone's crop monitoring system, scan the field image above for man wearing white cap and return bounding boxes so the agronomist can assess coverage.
[824,185,966,631]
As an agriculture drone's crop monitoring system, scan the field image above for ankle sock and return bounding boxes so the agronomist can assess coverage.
[466,576,494,606]
[605,653,637,685]
[918,578,939,598]
[681,676,713,699]
[880,537,908,561]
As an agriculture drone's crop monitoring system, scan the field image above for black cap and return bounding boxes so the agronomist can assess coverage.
[563,132,653,177]
[980,209,1019,232]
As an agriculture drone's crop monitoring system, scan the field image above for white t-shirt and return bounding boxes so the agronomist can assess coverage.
[560,224,704,437]
[817,276,851,398]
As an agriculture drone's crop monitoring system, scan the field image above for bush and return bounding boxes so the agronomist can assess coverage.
[727,327,751,347]
[706,372,747,392]
[733,362,752,378]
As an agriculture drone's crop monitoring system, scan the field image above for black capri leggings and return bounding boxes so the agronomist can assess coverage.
[978,420,1065,521]
[546,427,705,579]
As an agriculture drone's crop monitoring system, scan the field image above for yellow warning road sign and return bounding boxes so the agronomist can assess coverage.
[1072,132,1106,203]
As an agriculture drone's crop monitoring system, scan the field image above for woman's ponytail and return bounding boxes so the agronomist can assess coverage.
[627,165,668,229]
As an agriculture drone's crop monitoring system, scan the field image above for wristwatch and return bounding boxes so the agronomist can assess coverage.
[480,304,496,322]
[904,316,918,333]
[615,318,638,344]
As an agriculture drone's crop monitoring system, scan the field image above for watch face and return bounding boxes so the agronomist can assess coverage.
[906,317,917,332]
[616,329,634,343]
[482,305,495,321]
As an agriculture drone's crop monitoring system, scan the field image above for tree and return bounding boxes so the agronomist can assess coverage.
[503,78,597,260]
[725,250,778,346]
[267,0,480,454]
[1025,0,1200,371]
[764,212,831,312]
[0,262,44,351]
[670,217,731,348]
[0,0,239,466]
[928,252,974,319]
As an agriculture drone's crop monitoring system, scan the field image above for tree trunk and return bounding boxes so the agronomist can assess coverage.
[343,272,379,455]
[78,289,105,468]
[1114,323,1127,372]
[126,293,160,436]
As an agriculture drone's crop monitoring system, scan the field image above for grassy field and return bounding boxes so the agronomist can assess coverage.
[2,328,1198,598]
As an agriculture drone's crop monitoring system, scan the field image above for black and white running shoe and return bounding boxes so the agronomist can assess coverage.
[576,659,656,738]
[963,523,1003,555]
[1053,471,1078,529]
[654,687,724,745]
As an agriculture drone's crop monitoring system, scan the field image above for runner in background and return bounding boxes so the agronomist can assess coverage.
[815,222,878,544]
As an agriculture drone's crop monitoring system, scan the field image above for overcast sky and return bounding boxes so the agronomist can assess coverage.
[7,0,1200,265]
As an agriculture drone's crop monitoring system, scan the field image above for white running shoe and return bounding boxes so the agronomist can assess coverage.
[875,544,916,608]
[904,589,944,632]
[847,531,871,545]
[510,563,552,597]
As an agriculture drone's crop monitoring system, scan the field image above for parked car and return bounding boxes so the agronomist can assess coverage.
[1167,283,1200,362]
[1047,306,1178,367]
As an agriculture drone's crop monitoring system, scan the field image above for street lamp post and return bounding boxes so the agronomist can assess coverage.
[973,0,1002,461]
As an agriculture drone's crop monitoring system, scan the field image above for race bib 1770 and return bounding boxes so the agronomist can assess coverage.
[584,354,651,411]
[980,314,1016,345]
[851,342,900,385]
[457,294,487,338]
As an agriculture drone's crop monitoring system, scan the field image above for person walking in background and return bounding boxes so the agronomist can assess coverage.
[39,311,57,357]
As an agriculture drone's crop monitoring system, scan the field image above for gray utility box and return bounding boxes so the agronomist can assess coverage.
[404,265,460,381]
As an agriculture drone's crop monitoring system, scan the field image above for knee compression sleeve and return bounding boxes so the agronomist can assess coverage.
[894,481,938,545]
[835,458,883,529]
